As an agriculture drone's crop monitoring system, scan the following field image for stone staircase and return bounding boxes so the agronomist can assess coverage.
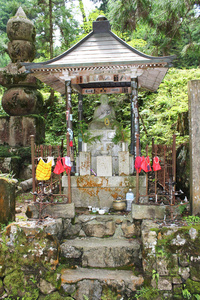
[59,213,144,299]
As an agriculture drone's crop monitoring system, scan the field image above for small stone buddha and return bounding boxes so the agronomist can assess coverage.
[88,94,116,130]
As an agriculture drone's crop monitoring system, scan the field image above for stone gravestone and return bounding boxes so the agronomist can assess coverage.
[188,80,200,215]
[0,177,16,224]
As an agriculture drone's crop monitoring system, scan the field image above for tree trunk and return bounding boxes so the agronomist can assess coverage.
[78,0,87,32]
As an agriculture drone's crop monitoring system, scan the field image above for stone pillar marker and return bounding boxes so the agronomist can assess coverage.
[188,80,200,215]
[97,156,112,176]
[0,178,16,224]
[80,152,91,176]
[118,151,129,176]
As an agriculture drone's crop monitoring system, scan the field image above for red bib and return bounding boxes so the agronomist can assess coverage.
[53,157,65,174]
[141,156,152,172]
[153,156,161,171]
[135,156,143,173]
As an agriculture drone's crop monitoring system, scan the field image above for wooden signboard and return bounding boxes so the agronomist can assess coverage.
[82,87,131,94]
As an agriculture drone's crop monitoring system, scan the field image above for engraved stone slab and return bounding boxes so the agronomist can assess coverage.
[80,152,91,176]
[119,151,129,176]
[97,156,112,176]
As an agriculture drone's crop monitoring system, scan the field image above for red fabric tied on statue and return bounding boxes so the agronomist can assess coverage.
[153,156,161,171]
[62,156,72,174]
[141,156,152,172]
[135,156,143,173]
[69,141,73,147]
[53,157,65,174]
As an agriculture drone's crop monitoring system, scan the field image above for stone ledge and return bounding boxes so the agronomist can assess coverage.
[60,237,141,268]
[61,267,144,292]
[26,202,75,219]
[132,204,165,220]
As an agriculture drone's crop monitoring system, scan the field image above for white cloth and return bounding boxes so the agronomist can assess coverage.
[47,156,55,166]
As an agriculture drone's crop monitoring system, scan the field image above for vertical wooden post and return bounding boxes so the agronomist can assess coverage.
[172,134,176,204]
[154,145,158,202]
[136,133,140,203]
[78,94,83,153]
[152,138,154,163]
[131,77,139,157]
[163,145,166,191]
[67,132,71,203]
[145,145,149,197]
[30,135,36,202]
[65,80,72,130]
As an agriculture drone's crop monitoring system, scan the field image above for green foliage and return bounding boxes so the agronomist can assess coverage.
[139,68,200,148]
[178,204,187,215]
[182,285,192,299]
[78,120,102,144]
[135,286,160,299]
[107,0,200,66]
[111,121,130,144]
[152,269,159,286]
[183,215,200,226]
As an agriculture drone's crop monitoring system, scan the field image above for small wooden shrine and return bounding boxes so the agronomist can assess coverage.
[23,16,175,207]
[23,16,175,156]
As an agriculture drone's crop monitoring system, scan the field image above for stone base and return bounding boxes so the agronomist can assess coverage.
[0,115,45,146]
[62,175,146,208]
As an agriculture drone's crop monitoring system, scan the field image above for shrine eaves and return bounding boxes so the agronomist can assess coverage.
[23,16,175,95]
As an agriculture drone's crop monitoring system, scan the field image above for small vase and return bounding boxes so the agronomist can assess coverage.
[82,142,87,152]
[122,142,126,151]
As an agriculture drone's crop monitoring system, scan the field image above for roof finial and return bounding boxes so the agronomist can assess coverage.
[15,6,27,18]
[96,15,107,21]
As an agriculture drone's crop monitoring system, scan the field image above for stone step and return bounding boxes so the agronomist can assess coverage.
[60,237,141,268]
[61,267,144,299]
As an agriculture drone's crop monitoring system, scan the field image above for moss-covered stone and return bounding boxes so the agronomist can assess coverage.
[3,269,39,299]
[185,278,200,294]
[0,177,15,224]
[190,263,200,282]
[173,284,183,295]
[39,291,73,300]
[0,279,4,297]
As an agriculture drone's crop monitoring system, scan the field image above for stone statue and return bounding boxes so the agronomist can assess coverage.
[88,95,116,130]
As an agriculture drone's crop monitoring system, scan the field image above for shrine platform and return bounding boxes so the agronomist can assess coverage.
[62,175,146,208]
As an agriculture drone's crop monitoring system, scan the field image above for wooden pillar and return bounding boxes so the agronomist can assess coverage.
[188,80,200,215]
[65,80,72,130]
[136,133,140,203]
[131,77,139,157]
[67,132,71,203]
[30,135,36,202]
[78,94,83,153]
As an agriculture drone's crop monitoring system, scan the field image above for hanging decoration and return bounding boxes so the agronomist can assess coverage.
[62,156,71,174]
[134,156,143,173]
[141,156,152,172]
[53,157,65,174]
[36,158,52,180]
[153,156,162,171]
